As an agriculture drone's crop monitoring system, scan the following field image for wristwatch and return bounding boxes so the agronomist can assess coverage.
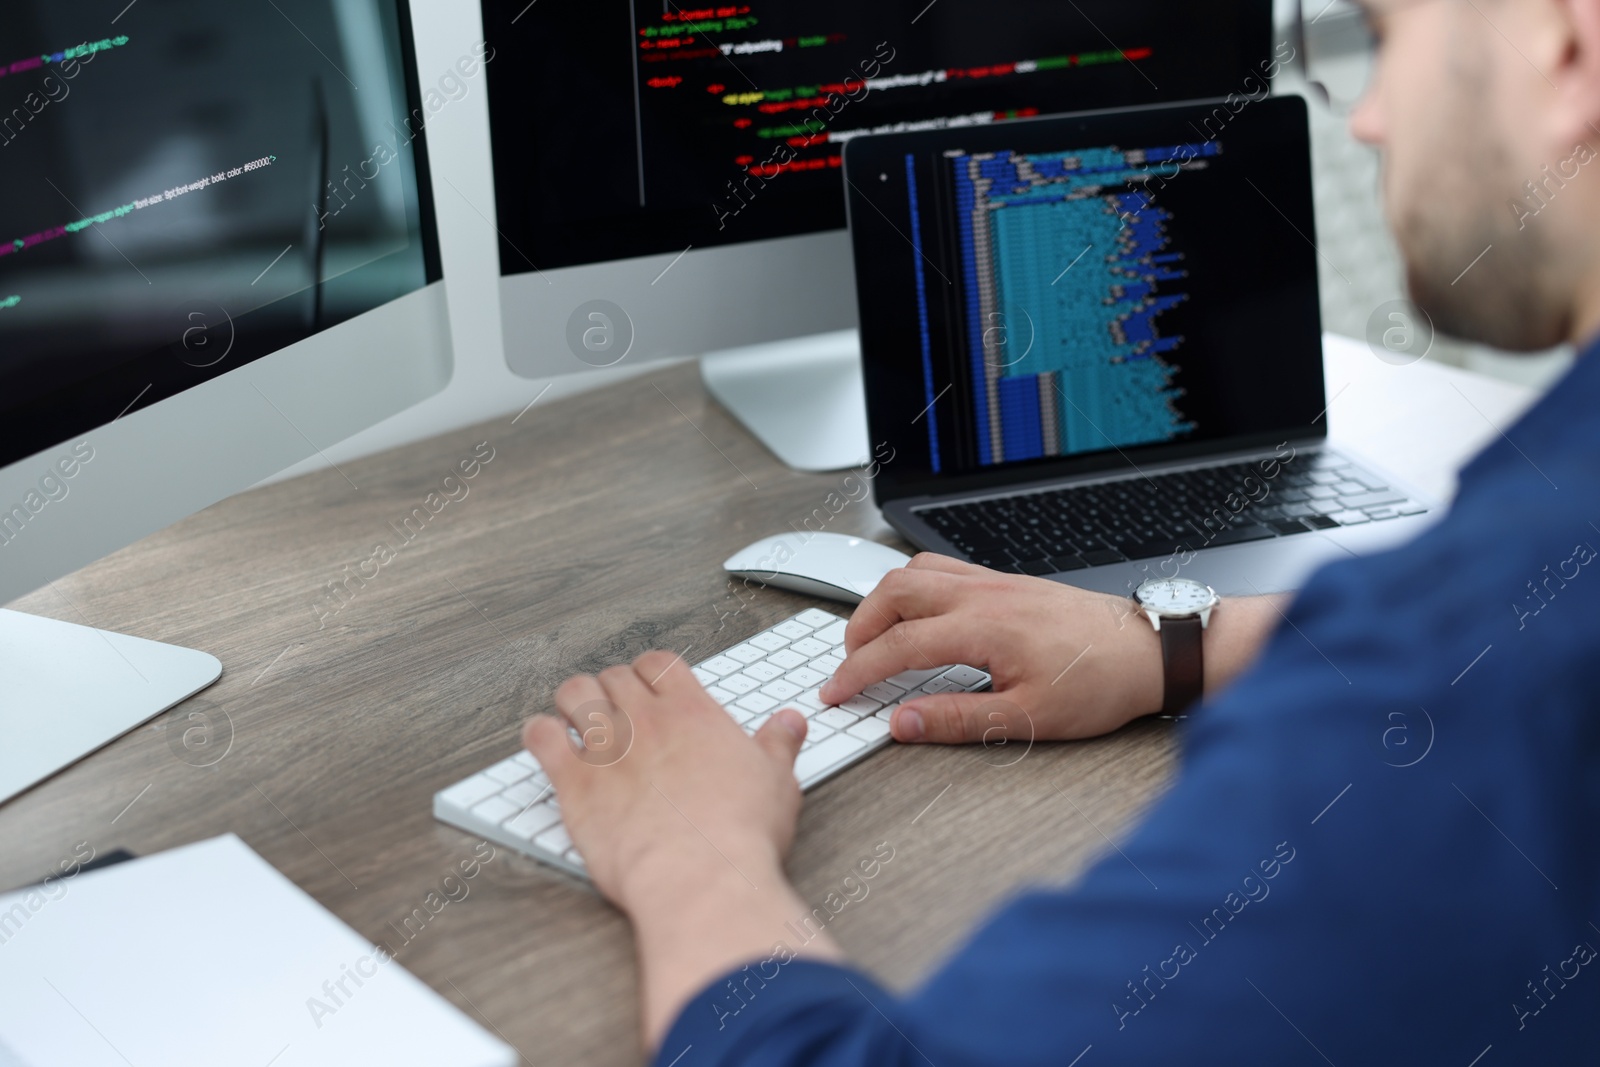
[1132,577,1219,716]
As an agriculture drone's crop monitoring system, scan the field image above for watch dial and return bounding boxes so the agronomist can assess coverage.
[1138,578,1215,614]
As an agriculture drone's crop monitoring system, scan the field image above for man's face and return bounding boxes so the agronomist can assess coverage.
[1349,0,1572,350]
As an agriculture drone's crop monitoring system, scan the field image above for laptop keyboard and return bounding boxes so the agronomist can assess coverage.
[917,451,1427,575]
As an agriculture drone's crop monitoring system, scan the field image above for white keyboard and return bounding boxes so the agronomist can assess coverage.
[432,608,991,878]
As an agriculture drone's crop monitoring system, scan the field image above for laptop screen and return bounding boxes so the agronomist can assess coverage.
[844,94,1325,503]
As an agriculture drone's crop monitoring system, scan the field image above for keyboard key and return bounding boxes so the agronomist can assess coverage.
[503,804,562,840]
[721,673,760,695]
[1328,510,1371,525]
[812,654,844,675]
[1399,504,1427,516]
[1336,489,1408,510]
[725,643,765,664]
[839,695,882,716]
[503,779,547,808]
[795,688,827,711]
[736,692,779,714]
[940,665,989,687]
[726,704,755,725]
[439,774,502,810]
[886,667,943,689]
[796,608,838,628]
[793,733,869,783]
[814,620,849,646]
[534,825,573,856]
[863,682,906,703]
[848,717,891,742]
[705,685,735,705]
[773,620,813,640]
[744,661,784,682]
[1268,518,1310,536]
[917,677,963,695]
[761,679,803,701]
[766,649,808,670]
[1303,514,1340,529]
[750,632,790,652]
[790,637,832,658]
[786,666,827,688]
[874,703,899,721]
[484,756,531,786]
[698,655,743,676]
[564,848,587,871]
[1080,548,1127,566]
[691,667,718,687]
[1310,500,1344,515]
[817,707,859,730]
[512,751,539,771]
[1365,507,1399,521]
[470,795,520,826]
[1205,523,1276,547]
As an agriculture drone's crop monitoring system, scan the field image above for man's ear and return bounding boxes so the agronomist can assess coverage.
[1551,0,1600,146]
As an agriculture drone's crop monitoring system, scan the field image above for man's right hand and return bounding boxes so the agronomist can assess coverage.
[816,553,1279,744]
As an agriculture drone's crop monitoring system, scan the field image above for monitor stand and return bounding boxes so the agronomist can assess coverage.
[0,609,222,805]
[699,329,871,473]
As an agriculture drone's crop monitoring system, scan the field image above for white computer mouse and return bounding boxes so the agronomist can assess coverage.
[723,531,912,604]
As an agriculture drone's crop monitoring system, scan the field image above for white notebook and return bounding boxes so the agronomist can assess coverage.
[0,834,515,1067]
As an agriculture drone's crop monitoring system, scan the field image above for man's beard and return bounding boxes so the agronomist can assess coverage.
[1396,192,1568,352]
[1387,51,1570,352]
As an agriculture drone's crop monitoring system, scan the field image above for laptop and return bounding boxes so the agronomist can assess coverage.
[840,94,1434,597]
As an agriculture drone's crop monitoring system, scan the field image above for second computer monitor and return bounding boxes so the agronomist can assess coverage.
[482,0,1275,464]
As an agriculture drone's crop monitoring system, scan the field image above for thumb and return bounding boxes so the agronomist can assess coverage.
[892,691,1022,744]
[755,707,808,768]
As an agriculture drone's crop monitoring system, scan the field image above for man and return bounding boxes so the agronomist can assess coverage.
[525,0,1600,1061]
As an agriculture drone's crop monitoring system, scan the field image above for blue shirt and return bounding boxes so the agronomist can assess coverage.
[655,341,1600,1066]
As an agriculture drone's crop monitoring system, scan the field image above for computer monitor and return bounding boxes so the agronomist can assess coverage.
[0,1,449,802]
[482,0,1275,470]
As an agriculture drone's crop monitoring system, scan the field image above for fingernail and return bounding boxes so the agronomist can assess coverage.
[896,706,924,742]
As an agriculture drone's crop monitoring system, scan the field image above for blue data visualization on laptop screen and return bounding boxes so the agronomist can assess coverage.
[940,142,1219,466]
[848,96,1327,498]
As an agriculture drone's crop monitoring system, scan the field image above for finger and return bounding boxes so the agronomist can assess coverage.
[892,690,1028,745]
[633,649,705,703]
[904,550,980,575]
[523,712,582,789]
[754,707,807,768]
[843,566,963,655]
[552,674,609,730]
[595,662,653,716]
[821,616,977,706]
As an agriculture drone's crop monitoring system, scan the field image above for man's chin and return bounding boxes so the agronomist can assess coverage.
[1405,260,1567,354]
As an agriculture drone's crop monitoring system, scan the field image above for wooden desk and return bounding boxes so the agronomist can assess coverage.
[0,337,1535,1066]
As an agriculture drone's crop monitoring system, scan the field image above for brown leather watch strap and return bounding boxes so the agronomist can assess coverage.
[1159,615,1204,715]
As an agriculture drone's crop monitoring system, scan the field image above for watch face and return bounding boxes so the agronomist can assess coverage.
[1135,577,1217,616]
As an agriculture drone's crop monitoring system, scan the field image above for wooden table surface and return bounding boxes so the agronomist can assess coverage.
[0,341,1535,1065]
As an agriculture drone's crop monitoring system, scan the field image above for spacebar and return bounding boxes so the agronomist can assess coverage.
[793,733,869,785]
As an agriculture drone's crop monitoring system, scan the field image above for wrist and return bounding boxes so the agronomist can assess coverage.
[617,835,786,919]
[1201,593,1284,693]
